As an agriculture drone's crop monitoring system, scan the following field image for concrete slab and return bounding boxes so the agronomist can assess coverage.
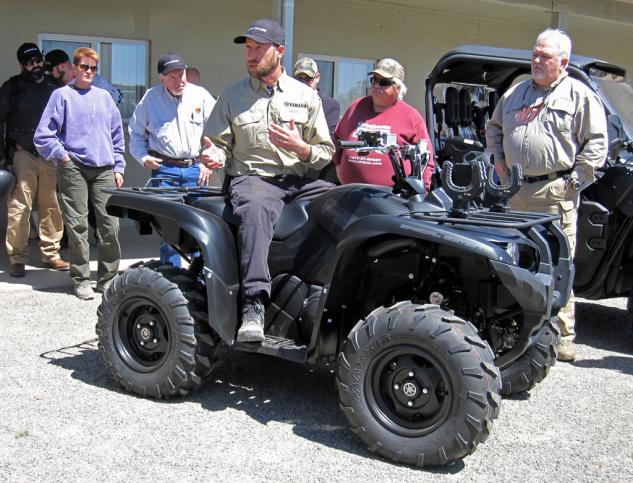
[0,218,160,292]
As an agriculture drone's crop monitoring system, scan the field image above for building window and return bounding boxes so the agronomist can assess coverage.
[38,34,149,122]
[298,54,375,116]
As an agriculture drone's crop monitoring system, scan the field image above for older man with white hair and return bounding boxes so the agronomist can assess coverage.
[486,29,608,362]
[333,58,435,190]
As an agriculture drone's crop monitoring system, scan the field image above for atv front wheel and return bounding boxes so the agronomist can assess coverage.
[337,302,501,467]
[96,266,216,398]
[499,318,560,396]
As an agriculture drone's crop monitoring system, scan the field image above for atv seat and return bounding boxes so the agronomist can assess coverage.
[193,197,310,241]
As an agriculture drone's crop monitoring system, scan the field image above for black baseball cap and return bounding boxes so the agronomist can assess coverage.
[234,19,285,45]
[45,49,70,69]
[157,53,186,75]
[17,43,42,64]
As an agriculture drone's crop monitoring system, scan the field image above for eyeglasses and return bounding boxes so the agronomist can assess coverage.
[295,75,314,84]
[370,76,395,87]
[77,63,98,73]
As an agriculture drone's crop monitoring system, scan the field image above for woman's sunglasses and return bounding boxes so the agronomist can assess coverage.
[77,63,98,73]
[370,76,395,87]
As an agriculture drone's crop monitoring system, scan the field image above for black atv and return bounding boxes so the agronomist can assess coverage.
[95,133,571,467]
[424,45,633,309]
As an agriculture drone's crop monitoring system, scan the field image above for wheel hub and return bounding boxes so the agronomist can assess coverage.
[367,346,452,437]
[133,315,161,349]
[114,298,170,372]
[391,367,433,409]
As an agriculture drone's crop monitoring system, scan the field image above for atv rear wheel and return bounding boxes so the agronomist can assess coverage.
[499,318,560,396]
[337,302,501,467]
[96,266,216,398]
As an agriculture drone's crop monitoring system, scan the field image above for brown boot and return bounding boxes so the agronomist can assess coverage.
[557,339,576,362]
[43,258,70,271]
[10,263,25,278]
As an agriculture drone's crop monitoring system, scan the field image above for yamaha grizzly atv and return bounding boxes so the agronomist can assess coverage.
[424,45,633,310]
[95,134,571,467]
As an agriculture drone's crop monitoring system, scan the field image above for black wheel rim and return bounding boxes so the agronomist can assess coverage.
[365,345,453,437]
[113,297,172,373]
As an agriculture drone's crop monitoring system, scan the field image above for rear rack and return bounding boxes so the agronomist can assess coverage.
[411,209,560,230]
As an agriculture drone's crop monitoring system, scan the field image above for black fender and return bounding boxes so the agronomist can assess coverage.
[310,214,559,364]
[106,191,239,344]
[335,214,516,265]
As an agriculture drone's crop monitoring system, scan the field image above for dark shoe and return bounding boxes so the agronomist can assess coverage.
[43,258,70,271]
[94,279,113,294]
[236,295,266,343]
[9,263,25,278]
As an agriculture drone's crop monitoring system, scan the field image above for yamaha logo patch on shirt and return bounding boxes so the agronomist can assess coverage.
[284,101,308,109]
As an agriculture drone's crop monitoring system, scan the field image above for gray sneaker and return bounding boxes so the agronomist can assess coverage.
[236,296,265,343]
[74,280,95,300]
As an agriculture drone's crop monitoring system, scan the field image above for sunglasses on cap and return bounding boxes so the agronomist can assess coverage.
[370,76,395,87]
[77,63,98,73]
[295,74,314,83]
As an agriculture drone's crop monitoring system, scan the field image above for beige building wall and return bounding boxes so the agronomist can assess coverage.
[1,0,632,185]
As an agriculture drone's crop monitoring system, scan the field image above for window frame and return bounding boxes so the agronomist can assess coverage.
[297,52,375,102]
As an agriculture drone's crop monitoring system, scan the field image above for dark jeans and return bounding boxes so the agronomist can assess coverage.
[57,161,120,287]
[229,175,332,298]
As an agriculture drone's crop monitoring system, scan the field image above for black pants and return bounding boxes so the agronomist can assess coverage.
[229,175,333,298]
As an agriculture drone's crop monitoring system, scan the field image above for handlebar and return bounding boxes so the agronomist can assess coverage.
[338,140,367,149]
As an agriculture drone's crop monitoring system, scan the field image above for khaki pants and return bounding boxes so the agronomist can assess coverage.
[510,177,576,341]
[56,160,120,287]
[5,147,64,265]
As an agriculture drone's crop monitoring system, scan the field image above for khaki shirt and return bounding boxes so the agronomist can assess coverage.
[485,73,607,185]
[206,72,334,177]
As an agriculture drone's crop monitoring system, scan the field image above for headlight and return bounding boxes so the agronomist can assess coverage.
[505,242,520,265]
[499,242,538,270]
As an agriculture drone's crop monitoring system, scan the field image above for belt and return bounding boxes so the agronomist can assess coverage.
[148,150,195,168]
[523,169,572,183]
[16,144,40,157]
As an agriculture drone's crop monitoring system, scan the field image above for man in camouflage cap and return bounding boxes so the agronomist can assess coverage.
[368,58,405,82]
[293,57,340,182]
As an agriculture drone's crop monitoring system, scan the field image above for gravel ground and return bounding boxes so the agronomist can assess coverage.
[1,279,632,482]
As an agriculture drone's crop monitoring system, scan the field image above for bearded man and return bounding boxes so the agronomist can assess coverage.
[0,42,68,277]
[202,19,334,342]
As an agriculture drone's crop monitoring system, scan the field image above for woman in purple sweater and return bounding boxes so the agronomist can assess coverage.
[35,47,125,300]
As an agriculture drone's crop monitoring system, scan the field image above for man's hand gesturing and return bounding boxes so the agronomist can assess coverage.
[200,136,224,169]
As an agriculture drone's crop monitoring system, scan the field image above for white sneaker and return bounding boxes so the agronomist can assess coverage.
[74,280,95,300]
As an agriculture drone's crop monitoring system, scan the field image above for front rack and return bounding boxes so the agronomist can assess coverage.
[411,208,560,230]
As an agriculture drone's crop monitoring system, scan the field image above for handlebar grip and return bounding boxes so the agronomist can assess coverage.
[338,141,367,149]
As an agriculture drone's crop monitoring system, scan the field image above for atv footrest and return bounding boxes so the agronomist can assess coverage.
[233,335,307,362]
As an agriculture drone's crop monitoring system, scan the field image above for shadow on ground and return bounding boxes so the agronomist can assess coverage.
[575,301,633,354]
[41,341,466,473]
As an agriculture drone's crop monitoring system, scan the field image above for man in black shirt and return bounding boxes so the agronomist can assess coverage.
[0,43,67,277]
[293,57,341,183]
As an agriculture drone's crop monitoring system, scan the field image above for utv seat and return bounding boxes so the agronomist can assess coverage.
[193,197,311,241]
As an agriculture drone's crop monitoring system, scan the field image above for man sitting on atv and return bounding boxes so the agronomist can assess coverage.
[201,19,335,343]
